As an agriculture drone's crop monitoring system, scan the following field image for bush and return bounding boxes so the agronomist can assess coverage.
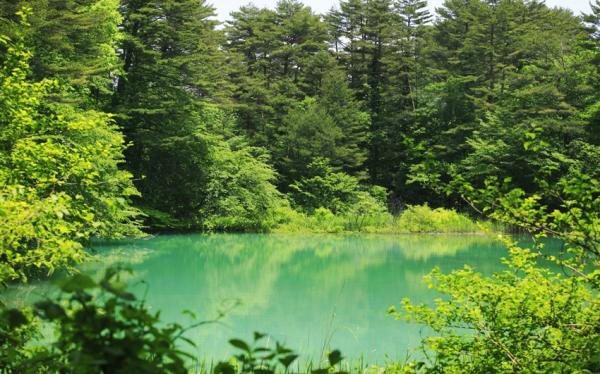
[0,23,140,282]
[0,268,193,373]
[396,205,480,233]
[273,206,344,233]
[273,203,487,235]
[394,242,600,373]
[200,142,284,232]
[289,158,362,214]
[395,168,600,372]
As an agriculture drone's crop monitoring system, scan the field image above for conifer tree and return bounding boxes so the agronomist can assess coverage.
[225,1,334,154]
[276,70,370,185]
[111,0,229,225]
[0,0,122,108]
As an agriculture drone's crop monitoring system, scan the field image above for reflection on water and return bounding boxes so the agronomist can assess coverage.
[6,234,516,363]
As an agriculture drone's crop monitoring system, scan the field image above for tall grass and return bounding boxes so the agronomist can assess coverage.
[394,204,480,233]
[273,204,499,234]
[188,355,411,374]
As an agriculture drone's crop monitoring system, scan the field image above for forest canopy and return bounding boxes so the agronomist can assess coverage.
[0,0,598,372]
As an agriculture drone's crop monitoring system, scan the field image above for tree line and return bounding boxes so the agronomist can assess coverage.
[0,1,598,372]
[1,0,599,280]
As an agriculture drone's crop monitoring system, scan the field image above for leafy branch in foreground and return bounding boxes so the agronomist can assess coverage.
[393,145,599,372]
[0,10,140,283]
[392,243,599,372]
[455,169,599,287]
[1,267,203,373]
[1,267,346,374]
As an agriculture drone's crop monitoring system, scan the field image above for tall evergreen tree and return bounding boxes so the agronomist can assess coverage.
[0,0,122,108]
[226,1,333,148]
[372,0,433,198]
[583,0,600,144]
[276,70,370,185]
[328,0,435,199]
[111,0,229,225]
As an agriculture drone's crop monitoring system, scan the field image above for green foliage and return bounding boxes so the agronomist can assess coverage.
[0,304,40,371]
[397,151,599,372]
[225,1,333,147]
[1,267,352,374]
[130,104,285,232]
[214,332,346,374]
[214,333,299,374]
[200,141,284,232]
[276,70,370,184]
[0,268,200,373]
[456,170,600,285]
[395,243,599,373]
[273,203,486,235]
[395,205,482,234]
[1,0,599,369]
[289,158,364,214]
[403,0,595,205]
[111,0,230,228]
[0,0,123,108]
[0,17,140,282]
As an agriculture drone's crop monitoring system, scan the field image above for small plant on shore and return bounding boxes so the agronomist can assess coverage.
[214,333,346,374]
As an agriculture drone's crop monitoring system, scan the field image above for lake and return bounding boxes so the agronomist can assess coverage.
[7,233,524,364]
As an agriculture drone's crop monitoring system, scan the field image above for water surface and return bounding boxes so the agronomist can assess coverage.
[8,234,520,363]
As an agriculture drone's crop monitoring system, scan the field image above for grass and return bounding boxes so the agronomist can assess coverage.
[394,204,482,233]
[273,204,501,234]
[187,356,413,373]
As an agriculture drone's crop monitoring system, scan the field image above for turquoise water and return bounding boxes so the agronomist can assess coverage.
[8,234,520,363]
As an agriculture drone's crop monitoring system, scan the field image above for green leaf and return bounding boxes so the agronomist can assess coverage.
[328,350,343,367]
[58,273,97,292]
[276,342,292,354]
[229,338,251,352]
[279,354,298,368]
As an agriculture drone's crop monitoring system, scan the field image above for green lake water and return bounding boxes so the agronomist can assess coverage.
[7,234,540,364]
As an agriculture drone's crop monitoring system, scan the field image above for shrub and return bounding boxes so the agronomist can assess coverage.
[394,242,600,373]
[395,168,600,372]
[396,205,480,233]
[289,158,362,214]
[0,268,194,373]
[200,143,284,232]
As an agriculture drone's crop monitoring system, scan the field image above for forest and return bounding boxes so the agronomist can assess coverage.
[0,0,598,373]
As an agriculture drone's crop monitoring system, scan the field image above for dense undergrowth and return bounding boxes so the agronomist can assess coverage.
[273,204,494,234]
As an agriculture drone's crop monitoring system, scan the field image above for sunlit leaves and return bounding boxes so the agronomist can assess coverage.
[0,19,140,283]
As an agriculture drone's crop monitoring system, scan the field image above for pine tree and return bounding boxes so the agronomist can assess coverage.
[276,69,370,185]
[1,0,122,108]
[584,0,600,41]
[225,1,333,150]
[111,0,229,225]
